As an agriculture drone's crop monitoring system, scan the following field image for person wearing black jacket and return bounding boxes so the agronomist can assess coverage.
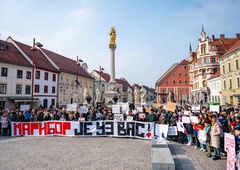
[219,113,228,155]
[184,115,193,145]
[17,111,25,122]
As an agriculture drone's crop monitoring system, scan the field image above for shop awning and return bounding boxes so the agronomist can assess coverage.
[8,97,40,102]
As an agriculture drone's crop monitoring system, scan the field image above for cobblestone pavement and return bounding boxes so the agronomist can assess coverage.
[0,137,227,170]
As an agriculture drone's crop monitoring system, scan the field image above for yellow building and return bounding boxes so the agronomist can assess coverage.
[219,40,240,106]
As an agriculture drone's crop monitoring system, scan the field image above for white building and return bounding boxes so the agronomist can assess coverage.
[208,70,221,103]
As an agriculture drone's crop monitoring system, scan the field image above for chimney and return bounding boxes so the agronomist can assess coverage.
[211,35,215,41]
[236,33,240,39]
[220,34,225,40]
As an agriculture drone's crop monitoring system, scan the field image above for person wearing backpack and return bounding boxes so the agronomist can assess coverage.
[210,117,221,160]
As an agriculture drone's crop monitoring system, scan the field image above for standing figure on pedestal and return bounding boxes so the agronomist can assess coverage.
[127,87,133,103]
[134,85,140,105]
[140,86,147,104]
[73,86,78,103]
[95,86,101,104]
[109,27,116,45]
[83,86,88,104]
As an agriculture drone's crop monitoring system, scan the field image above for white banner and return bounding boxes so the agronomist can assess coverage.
[155,124,169,139]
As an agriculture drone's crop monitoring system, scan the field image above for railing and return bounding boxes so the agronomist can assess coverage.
[194,62,219,68]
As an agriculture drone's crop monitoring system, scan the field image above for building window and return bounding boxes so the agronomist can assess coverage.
[52,86,56,93]
[212,96,214,102]
[212,68,217,74]
[185,80,188,84]
[201,44,206,54]
[202,70,206,76]
[218,96,220,102]
[179,73,181,76]
[237,77,240,88]
[179,80,182,84]
[36,70,40,79]
[162,89,165,93]
[66,76,69,82]
[60,75,63,80]
[172,73,175,76]
[173,80,176,84]
[166,80,168,84]
[229,79,232,89]
[184,66,187,69]
[0,84,7,94]
[185,73,187,76]
[102,84,104,87]
[44,86,48,93]
[205,57,210,63]
[25,85,31,94]
[35,85,40,93]
[1,67,8,77]
[51,99,55,106]
[60,86,63,93]
[222,65,225,74]
[228,63,231,72]
[212,57,216,63]
[236,59,239,70]
[179,89,182,93]
[52,74,56,82]
[17,70,23,78]
[26,71,31,79]
[16,85,22,94]
[223,80,226,90]
[44,72,49,80]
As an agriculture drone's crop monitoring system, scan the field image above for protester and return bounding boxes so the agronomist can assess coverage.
[210,117,221,160]
[1,113,9,136]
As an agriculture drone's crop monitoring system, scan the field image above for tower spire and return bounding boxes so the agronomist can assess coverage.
[202,25,204,32]
[189,42,192,52]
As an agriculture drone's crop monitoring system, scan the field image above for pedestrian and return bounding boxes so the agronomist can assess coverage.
[204,120,212,157]
[1,113,9,136]
[210,117,222,160]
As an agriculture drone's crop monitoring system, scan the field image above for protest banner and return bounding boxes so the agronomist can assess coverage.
[190,116,199,124]
[20,104,30,111]
[66,103,77,112]
[224,133,235,170]
[177,122,184,133]
[155,124,169,138]
[11,121,155,139]
[168,126,178,136]
[182,116,190,124]
[198,130,206,141]
[78,106,88,114]
[166,102,176,112]
[122,102,129,114]
[112,105,120,114]
[114,114,124,122]
[210,105,220,113]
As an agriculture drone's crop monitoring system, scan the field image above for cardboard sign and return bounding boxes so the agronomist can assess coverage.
[145,108,151,113]
[198,130,206,141]
[177,121,184,132]
[66,103,77,112]
[20,105,30,111]
[153,103,161,108]
[210,105,220,113]
[166,102,176,112]
[168,126,178,136]
[112,105,120,114]
[190,116,199,124]
[182,116,190,124]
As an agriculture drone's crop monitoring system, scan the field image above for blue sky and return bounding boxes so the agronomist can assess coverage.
[1,0,240,88]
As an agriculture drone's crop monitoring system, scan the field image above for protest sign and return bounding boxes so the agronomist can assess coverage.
[198,130,206,141]
[132,110,137,114]
[20,105,30,111]
[184,111,190,115]
[114,114,124,122]
[66,103,77,112]
[127,116,133,122]
[78,106,88,114]
[177,122,184,133]
[190,116,199,124]
[166,102,176,112]
[224,133,235,170]
[145,108,151,113]
[112,105,120,113]
[155,124,169,138]
[122,102,129,114]
[137,107,143,113]
[117,102,123,106]
[139,113,146,119]
[182,116,190,124]
[168,126,178,136]
[78,117,85,122]
[210,105,220,113]
[153,103,161,108]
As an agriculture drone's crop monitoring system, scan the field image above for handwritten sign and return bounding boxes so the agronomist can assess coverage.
[122,102,129,114]
[182,116,190,124]
[112,105,120,114]
[153,103,161,108]
[168,126,178,136]
[198,130,206,141]
[190,116,199,124]
[139,113,146,119]
[224,133,235,170]
[78,106,88,114]
[127,116,133,122]
[20,105,30,111]
[145,108,151,113]
[137,107,143,113]
[210,105,220,113]
[177,121,184,132]
[114,114,124,122]
[166,102,176,112]
[66,103,77,112]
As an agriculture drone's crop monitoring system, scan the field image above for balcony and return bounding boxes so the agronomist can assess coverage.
[200,87,209,92]
[194,62,219,69]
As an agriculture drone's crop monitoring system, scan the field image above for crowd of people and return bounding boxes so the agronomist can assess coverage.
[1,104,240,167]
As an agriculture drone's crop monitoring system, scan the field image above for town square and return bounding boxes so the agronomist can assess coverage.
[0,0,240,170]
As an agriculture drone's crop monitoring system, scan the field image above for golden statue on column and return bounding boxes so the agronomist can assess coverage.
[109,27,116,45]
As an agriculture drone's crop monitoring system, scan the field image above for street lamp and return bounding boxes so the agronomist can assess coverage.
[30,38,43,109]
[99,66,104,103]
[75,56,83,103]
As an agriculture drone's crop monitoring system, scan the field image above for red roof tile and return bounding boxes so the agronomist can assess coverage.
[179,59,189,65]
[13,39,59,73]
[224,40,240,55]
[41,48,93,79]
[208,70,220,80]
[211,38,239,53]
[0,40,32,67]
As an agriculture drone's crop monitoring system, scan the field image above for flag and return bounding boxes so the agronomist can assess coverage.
[75,79,80,85]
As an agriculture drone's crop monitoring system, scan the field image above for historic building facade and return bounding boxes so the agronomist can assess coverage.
[207,70,221,104]
[219,40,240,106]
[156,59,190,104]
[188,28,239,105]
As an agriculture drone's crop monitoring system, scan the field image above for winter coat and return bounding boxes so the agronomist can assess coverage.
[184,123,193,134]
[210,123,221,148]
[1,117,9,128]
[170,116,178,126]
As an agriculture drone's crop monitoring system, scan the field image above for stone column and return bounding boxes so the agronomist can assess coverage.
[109,44,116,83]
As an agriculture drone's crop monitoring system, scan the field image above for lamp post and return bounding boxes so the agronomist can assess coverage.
[75,56,83,103]
[30,38,43,109]
[99,66,104,103]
